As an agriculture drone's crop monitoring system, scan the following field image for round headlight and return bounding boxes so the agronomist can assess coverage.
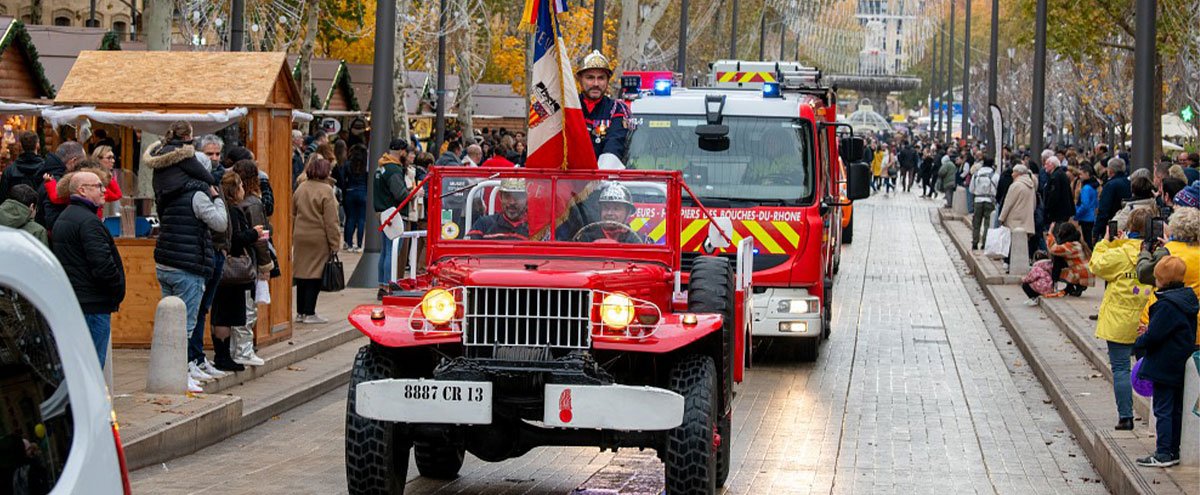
[421,289,457,325]
[600,293,636,330]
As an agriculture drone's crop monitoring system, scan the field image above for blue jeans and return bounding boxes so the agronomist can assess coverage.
[1152,381,1185,458]
[344,188,367,248]
[157,267,206,360]
[378,230,394,286]
[1107,342,1134,420]
[84,313,111,368]
[189,253,224,364]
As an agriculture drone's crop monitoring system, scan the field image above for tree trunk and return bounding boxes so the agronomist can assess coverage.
[393,0,412,141]
[297,2,321,112]
[457,52,475,144]
[616,0,670,73]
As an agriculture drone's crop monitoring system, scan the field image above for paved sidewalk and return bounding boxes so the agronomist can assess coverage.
[113,251,375,470]
[939,209,1199,494]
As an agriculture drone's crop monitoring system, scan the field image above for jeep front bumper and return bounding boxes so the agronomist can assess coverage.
[355,379,684,430]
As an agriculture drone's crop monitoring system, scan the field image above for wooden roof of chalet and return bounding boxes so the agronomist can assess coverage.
[0,18,57,101]
[55,51,301,109]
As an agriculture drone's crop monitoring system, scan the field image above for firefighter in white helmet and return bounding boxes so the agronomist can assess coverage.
[576,50,629,168]
[467,178,529,240]
[573,183,647,243]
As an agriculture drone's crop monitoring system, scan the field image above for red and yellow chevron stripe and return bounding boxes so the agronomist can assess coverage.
[631,215,804,255]
[715,71,778,84]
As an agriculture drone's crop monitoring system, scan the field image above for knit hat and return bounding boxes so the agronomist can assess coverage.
[1174,180,1200,208]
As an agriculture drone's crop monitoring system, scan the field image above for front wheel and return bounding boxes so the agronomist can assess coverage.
[664,355,718,495]
[346,345,411,495]
[414,441,466,479]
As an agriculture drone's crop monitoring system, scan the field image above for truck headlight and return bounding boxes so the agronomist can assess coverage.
[600,293,635,329]
[777,299,819,314]
[421,289,456,325]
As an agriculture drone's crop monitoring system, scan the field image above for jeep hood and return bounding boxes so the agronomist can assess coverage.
[427,257,672,293]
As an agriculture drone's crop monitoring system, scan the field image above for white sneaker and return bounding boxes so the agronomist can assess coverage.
[234,352,266,367]
[200,359,228,378]
[188,361,213,381]
[299,314,329,324]
[1023,298,1041,307]
[187,375,204,394]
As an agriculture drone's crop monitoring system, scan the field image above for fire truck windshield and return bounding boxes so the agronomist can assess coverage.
[627,115,815,205]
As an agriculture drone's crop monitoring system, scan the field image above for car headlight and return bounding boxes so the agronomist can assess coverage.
[600,293,635,329]
[421,289,457,325]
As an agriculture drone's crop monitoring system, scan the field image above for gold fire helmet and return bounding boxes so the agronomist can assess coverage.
[576,50,613,78]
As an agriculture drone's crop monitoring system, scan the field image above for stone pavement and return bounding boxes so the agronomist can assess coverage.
[132,191,1109,494]
[114,251,373,470]
[939,208,1199,494]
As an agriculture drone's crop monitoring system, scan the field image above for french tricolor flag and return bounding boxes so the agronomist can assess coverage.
[522,0,597,171]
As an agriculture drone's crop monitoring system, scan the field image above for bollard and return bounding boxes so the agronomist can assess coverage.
[1009,228,1030,277]
[103,338,113,391]
[953,188,969,216]
[1181,352,1199,466]
[146,296,188,394]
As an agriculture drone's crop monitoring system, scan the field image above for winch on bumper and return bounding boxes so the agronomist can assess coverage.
[751,287,823,338]
[354,353,685,431]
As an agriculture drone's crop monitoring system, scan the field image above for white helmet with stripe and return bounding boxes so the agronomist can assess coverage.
[599,182,634,212]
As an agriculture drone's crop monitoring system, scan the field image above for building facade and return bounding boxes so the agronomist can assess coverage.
[0,0,133,33]
[856,0,924,75]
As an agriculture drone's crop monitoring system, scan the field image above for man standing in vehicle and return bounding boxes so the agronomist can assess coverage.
[575,183,647,243]
[467,178,528,240]
[576,51,629,165]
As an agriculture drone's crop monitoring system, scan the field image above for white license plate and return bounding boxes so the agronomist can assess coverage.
[355,379,493,424]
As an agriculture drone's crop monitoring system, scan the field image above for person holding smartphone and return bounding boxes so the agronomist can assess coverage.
[1135,205,1200,350]
[1089,208,1155,430]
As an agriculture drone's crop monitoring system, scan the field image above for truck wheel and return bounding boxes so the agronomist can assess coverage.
[687,256,734,487]
[794,338,820,362]
[842,216,854,244]
[346,345,410,495]
[413,441,466,479]
[665,355,718,495]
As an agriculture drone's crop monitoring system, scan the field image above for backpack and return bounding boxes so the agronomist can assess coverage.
[970,167,997,198]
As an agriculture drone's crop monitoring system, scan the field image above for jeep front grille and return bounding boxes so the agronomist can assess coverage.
[464,287,592,349]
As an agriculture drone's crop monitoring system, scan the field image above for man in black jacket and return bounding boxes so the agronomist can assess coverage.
[51,171,125,368]
[1093,157,1131,243]
[1041,155,1075,225]
[0,131,43,200]
[37,141,85,230]
[897,142,919,192]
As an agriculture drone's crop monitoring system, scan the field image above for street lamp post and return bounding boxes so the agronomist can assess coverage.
[986,0,999,157]
[945,0,955,144]
[758,11,766,60]
[1030,0,1048,154]
[347,0,397,288]
[591,0,605,51]
[961,0,971,143]
[931,23,940,138]
[1131,0,1156,171]
[433,0,448,154]
[230,0,245,52]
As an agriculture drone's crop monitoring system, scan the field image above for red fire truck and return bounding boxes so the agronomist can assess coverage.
[625,60,870,361]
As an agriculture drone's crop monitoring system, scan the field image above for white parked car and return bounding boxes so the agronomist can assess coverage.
[0,227,129,494]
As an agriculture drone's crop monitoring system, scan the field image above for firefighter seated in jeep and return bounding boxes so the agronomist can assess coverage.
[747,126,806,186]
[466,178,529,240]
[572,183,648,244]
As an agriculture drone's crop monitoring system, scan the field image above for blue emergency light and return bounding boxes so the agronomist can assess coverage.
[652,79,672,96]
[762,82,782,98]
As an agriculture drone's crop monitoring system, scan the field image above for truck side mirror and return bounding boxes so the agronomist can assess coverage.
[839,136,868,164]
[845,162,872,201]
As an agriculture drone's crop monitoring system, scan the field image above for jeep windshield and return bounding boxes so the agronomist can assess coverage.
[626,115,815,206]
[435,171,672,246]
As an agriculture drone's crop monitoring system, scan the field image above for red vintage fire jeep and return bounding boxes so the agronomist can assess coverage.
[344,166,752,495]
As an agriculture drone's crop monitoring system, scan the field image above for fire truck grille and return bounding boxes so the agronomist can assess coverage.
[464,288,592,349]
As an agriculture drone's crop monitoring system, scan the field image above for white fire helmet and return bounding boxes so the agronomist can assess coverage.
[599,183,635,213]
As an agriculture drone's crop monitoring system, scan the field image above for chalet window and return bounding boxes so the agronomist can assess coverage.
[54,16,71,26]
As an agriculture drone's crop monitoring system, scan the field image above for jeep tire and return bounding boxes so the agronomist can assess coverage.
[687,256,735,486]
[413,441,466,479]
[346,345,411,495]
[664,355,719,495]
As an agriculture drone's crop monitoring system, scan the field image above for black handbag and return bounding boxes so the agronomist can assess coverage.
[221,253,256,286]
[321,252,345,292]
